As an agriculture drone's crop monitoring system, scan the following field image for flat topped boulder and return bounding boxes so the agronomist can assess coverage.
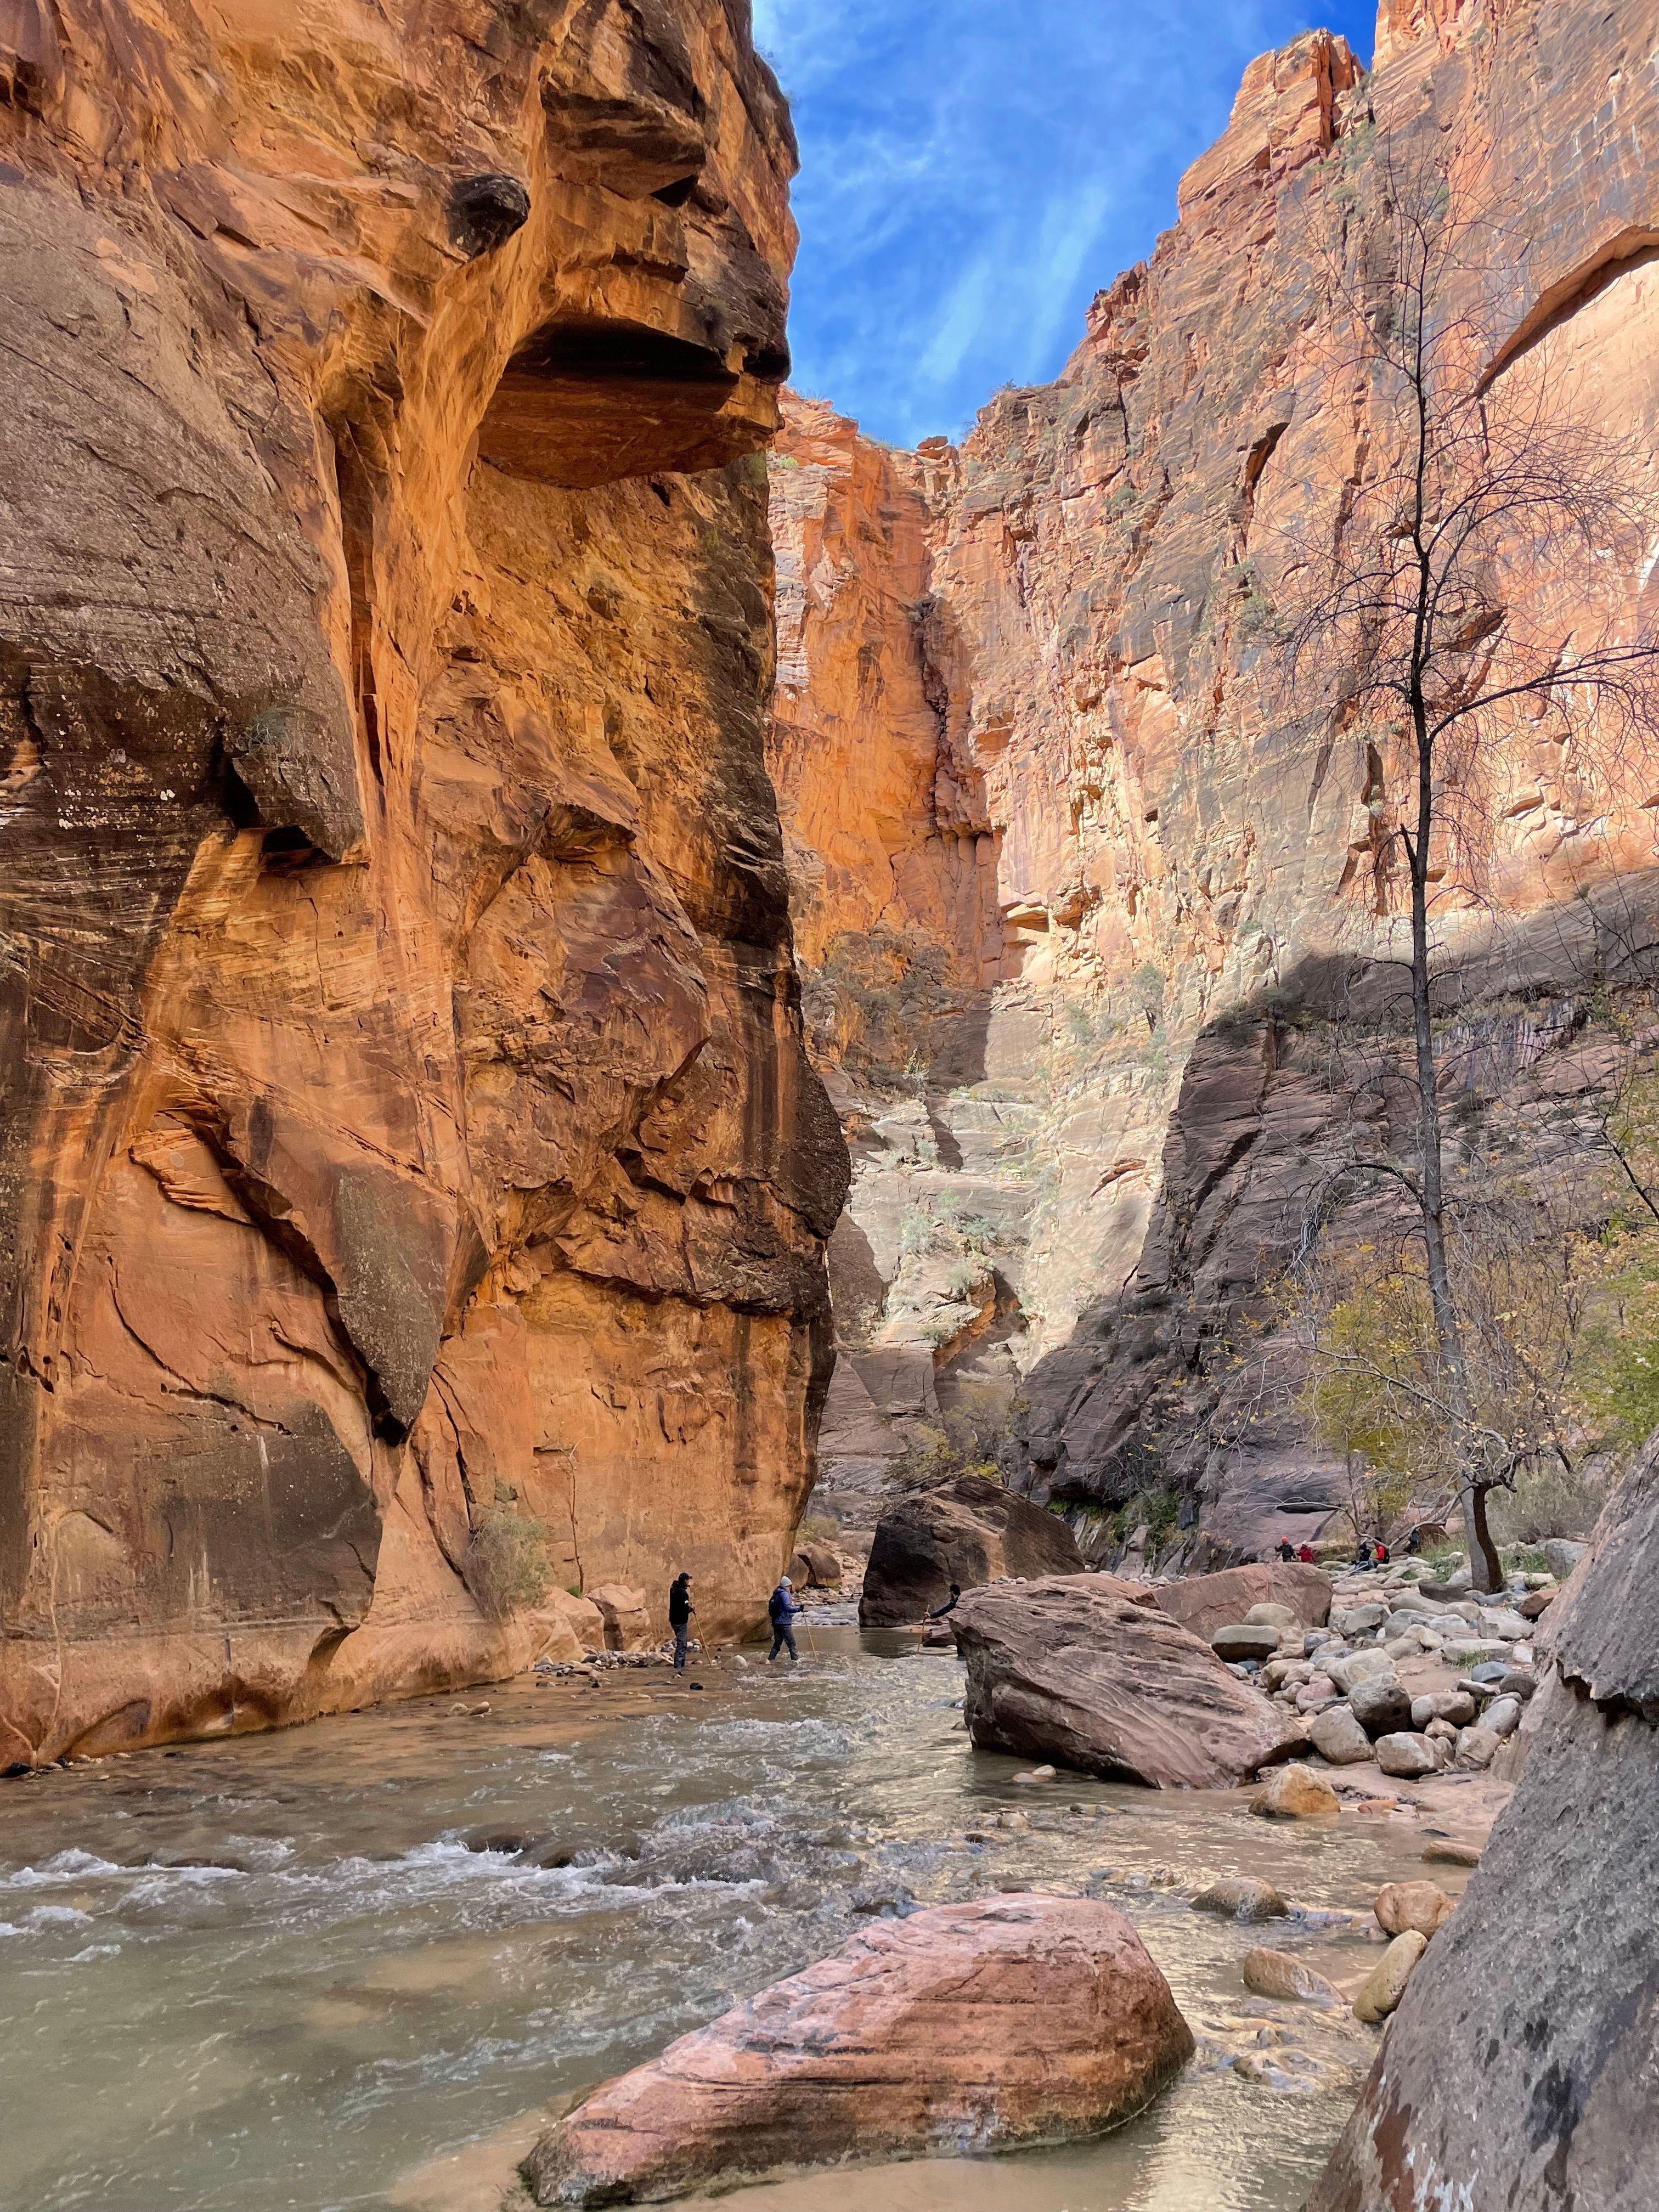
[953,1575,1303,1787]
[522,1893,1194,2204]
[1152,1562,1332,1643]
[859,1472,1082,1626]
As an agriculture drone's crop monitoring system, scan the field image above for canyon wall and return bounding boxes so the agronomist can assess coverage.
[0,0,845,1767]
[772,0,1659,1556]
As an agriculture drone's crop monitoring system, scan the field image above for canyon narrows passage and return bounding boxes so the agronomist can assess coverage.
[3,3,1659,2212]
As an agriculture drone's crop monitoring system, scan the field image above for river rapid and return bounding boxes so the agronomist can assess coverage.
[0,1629,1484,2212]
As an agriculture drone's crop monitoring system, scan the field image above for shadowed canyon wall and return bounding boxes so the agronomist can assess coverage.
[772,0,1659,1559]
[0,0,846,1766]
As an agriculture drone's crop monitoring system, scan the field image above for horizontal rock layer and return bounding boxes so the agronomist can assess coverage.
[0,0,845,1765]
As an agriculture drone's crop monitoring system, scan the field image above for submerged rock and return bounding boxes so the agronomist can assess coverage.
[1241,1948,1342,2006]
[953,1576,1302,1787]
[1191,1876,1290,1922]
[859,1475,1083,1627]
[521,1894,1193,2203]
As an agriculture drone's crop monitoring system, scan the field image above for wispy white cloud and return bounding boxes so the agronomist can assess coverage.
[752,0,1378,445]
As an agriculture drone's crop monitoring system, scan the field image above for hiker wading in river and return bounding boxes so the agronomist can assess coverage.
[668,1572,694,1672]
[767,1575,800,1662]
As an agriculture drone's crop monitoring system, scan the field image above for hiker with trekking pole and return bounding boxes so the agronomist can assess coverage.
[767,1573,803,1662]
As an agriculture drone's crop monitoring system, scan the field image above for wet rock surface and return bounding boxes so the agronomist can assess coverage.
[522,1894,1195,2204]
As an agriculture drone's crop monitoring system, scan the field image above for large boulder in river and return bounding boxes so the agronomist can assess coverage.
[1309,1430,1659,2211]
[952,1576,1303,1786]
[521,1893,1193,2204]
[1152,1562,1331,1643]
[859,1474,1082,1626]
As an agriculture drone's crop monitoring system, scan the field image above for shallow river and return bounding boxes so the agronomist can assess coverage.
[0,1630,1481,2212]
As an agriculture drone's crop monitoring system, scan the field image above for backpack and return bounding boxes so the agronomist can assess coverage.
[769,1585,788,1625]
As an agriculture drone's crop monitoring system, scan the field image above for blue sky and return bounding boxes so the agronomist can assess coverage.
[751,1,1378,447]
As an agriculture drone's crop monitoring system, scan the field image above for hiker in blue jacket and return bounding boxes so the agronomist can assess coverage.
[768,1575,800,1662]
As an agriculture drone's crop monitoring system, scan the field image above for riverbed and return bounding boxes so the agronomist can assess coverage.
[0,1630,1490,2212]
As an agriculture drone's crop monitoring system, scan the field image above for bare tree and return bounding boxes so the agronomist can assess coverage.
[1276,146,1659,1589]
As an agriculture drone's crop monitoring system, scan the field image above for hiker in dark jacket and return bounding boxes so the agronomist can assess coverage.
[926,1583,961,1621]
[668,1572,695,1672]
[768,1576,799,1662]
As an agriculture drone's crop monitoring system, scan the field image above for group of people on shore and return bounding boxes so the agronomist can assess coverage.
[1274,1529,1423,1570]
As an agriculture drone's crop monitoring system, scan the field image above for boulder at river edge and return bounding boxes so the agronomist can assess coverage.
[1310,1431,1659,2211]
[859,1473,1083,1626]
[522,1894,1193,2204]
[953,1577,1303,1786]
[1150,1563,1332,1643]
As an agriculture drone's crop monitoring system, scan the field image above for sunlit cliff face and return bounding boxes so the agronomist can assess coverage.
[769,2,1659,1556]
[0,0,841,1768]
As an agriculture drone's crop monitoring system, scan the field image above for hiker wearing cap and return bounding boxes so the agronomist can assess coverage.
[767,1575,800,1662]
[668,1572,695,1671]
[926,1583,961,1621]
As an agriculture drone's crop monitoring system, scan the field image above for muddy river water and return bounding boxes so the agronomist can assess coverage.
[0,1630,1485,2212]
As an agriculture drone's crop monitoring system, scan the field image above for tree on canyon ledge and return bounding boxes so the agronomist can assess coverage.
[1278,147,1659,1592]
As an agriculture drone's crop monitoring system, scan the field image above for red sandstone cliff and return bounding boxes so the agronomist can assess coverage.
[772,0,1659,1556]
[0,0,845,1766]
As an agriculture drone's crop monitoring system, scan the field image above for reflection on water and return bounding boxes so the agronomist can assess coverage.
[0,1632,1478,2212]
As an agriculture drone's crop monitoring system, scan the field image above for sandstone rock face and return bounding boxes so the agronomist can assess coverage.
[1153,1565,1331,1644]
[522,1893,1194,2204]
[954,1575,1300,1786]
[859,1471,1081,1626]
[0,0,845,1765]
[1312,1430,1659,2209]
[770,1,1659,1564]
